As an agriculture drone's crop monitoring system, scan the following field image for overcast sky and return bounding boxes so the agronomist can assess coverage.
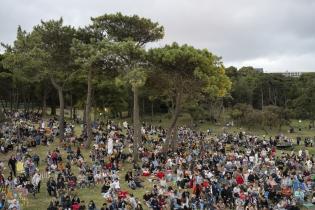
[1,0,315,72]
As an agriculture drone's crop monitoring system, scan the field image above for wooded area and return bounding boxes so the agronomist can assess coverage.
[1,13,315,149]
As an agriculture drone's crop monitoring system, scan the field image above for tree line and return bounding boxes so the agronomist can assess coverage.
[0,13,314,155]
[225,66,315,130]
[0,13,231,160]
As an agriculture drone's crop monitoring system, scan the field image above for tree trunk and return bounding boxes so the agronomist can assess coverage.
[29,95,33,112]
[163,90,182,152]
[85,69,93,148]
[42,89,47,117]
[0,98,7,113]
[36,102,41,114]
[132,86,141,163]
[50,76,65,142]
[50,105,56,115]
[142,98,145,117]
[128,90,133,119]
[93,106,97,122]
[73,107,76,120]
[15,91,19,111]
[261,88,264,110]
[171,128,178,150]
[0,109,5,123]
[23,94,27,112]
[151,101,154,121]
[83,106,87,124]
[10,92,13,112]
[119,111,123,119]
[5,100,8,111]
[217,102,222,121]
[69,94,73,120]
[58,88,65,142]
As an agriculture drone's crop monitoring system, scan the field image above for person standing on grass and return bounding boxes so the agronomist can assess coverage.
[8,155,17,177]
[32,171,41,193]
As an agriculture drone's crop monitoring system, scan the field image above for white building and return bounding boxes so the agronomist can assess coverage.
[268,70,306,77]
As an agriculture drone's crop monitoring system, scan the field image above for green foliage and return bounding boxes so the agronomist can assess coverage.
[2,12,315,130]
[225,66,238,78]
[148,42,231,105]
[31,18,78,87]
[91,12,164,46]
[2,26,43,82]
[230,103,255,125]
[125,68,147,90]
[238,66,260,76]
[0,55,13,99]
[95,80,128,115]
[230,103,291,129]
[186,103,207,122]
[72,36,115,71]
[291,73,315,121]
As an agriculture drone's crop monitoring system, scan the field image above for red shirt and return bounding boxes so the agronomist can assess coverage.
[118,191,128,199]
[156,171,165,179]
[105,162,112,169]
[202,181,209,188]
[236,175,244,185]
[72,203,80,210]
[143,171,150,176]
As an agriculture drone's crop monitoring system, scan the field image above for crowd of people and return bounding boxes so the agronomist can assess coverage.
[0,111,314,210]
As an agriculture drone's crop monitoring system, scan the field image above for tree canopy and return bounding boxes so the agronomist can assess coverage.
[2,12,315,158]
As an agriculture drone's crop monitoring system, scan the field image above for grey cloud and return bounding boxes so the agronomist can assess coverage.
[1,0,315,71]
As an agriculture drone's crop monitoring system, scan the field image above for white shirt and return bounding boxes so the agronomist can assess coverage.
[112,180,120,189]
[107,138,113,155]
[32,173,41,186]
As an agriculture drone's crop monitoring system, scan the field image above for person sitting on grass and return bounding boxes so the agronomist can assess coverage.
[101,178,111,195]
[47,177,57,197]
[0,193,5,210]
[77,172,87,188]
[7,199,20,210]
[87,200,97,210]
[86,170,95,187]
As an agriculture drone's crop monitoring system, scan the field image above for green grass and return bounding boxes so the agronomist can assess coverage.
[1,116,315,209]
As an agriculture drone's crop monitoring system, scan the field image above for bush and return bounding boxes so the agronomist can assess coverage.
[230,104,290,129]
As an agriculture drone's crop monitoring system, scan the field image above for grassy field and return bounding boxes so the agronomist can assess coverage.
[1,115,314,209]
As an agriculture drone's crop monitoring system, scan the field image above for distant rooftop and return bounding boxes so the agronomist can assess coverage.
[254,68,264,73]
[266,70,315,77]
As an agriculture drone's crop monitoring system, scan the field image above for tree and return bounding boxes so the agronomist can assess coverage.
[230,103,290,132]
[94,79,128,118]
[2,26,48,113]
[292,73,315,127]
[262,105,290,130]
[225,66,238,78]
[0,59,5,123]
[238,66,259,76]
[91,12,164,46]
[0,109,4,123]
[111,41,148,162]
[148,43,231,151]
[230,71,259,106]
[32,18,78,141]
[0,54,13,113]
[230,103,256,126]
[91,13,164,162]
[72,35,119,148]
